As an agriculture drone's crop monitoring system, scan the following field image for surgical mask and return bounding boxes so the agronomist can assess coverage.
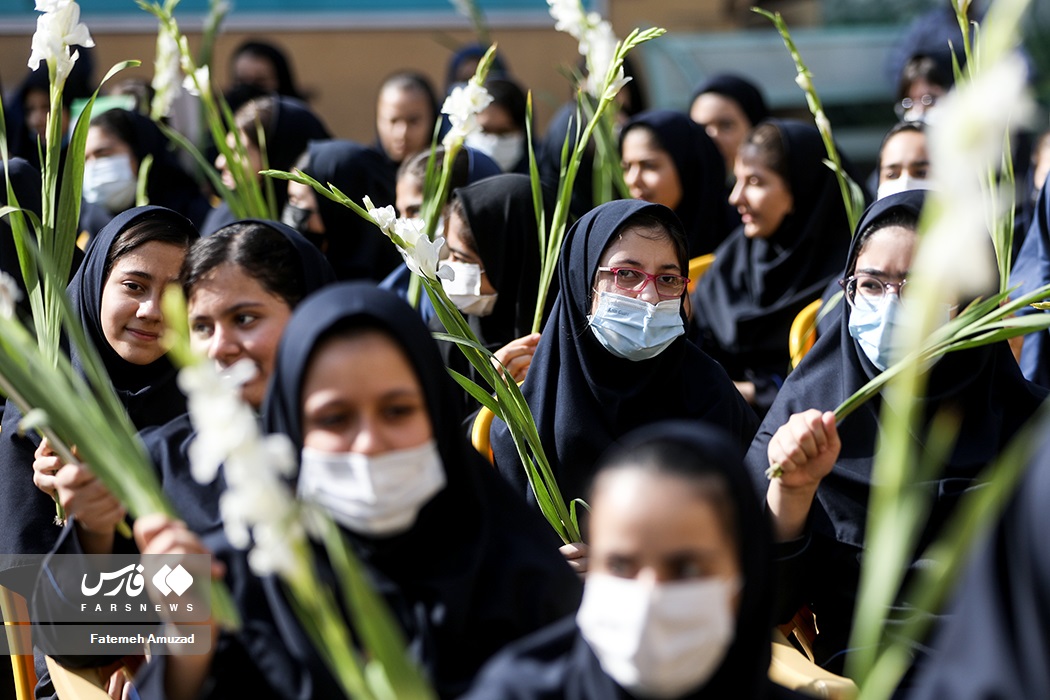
[876,174,932,200]
[83,154,137,212]
[441,260,498,317]
[297,441,446,537]
[465,131,525,172]
[848,294,903,371]
[588,292,684,361]
[577,573,737,699]
[281,203,313,232]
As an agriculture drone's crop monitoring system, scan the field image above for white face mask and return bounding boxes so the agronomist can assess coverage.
[441,260,499,317]
[876,174,932,200]
[848,294,903,371]
[83,154,137,213]
[577,573,737,699]
[297,440,446,537]
[465,131,525,172]
[588,292,684,361]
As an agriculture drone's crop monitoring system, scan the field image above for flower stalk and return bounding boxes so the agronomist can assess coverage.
[6,0,137,523]
[139,0,275,221]
[530,26,666,334]
[752,8,866,235]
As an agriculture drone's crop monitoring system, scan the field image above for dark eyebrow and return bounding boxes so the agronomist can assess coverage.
[222,301,266,315]
[608,257,682,274]
[380,388,424,402]
[123,270,154,281]
[857,267,909,278]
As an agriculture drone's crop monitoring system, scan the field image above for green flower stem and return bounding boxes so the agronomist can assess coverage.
[752,8,864,234]
[531,27,665,334]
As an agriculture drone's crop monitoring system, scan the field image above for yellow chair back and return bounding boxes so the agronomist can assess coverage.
[0,585,37,700]
[471,406,496,465]
[789,299,823,369]
[687,253,715,294]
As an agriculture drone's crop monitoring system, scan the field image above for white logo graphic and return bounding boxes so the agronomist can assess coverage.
[152,564,194,597]
[81,564,145,597]
[80,564,194,598]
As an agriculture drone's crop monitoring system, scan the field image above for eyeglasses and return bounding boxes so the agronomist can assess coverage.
[894,94,937,119]
[840,274,909,307]
[597,267,690,299]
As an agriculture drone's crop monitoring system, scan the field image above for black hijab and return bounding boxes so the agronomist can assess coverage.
[745,189,1047,551]
[620,110,732,255]
[449,173,553,346]
[691,119,853,377]
[464,421,794,700]
[261,282,582,697]
[689,74,769,127]
[67,206,196,427]
[303,139,402,281]
[230,40,304,100]
[490,199,758,506]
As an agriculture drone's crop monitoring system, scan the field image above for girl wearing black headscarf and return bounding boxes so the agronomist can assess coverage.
[619,110,733,256]
[689,74,769,175]
[691,120,854,417]
[433,174,553,407]
[744,190,1046,674]
[84,108,211,228]
[490,199,757,516]
[0,206,197,586]
[202,95,330,235]
[466,420,804,700]
[254,283,582,696]
[282,139,402,281]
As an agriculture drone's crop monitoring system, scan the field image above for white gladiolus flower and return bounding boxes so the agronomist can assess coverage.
[795,71,814,94]
[182,65,209,98]
[930,55,1033,194]
[181,356,306,578]
[366,202,398,235]
[0,273,23,319]
[583,21,619,97]
[394,218,455,281]
[150,29,182,120]
[547,0,587,39]
[441,80,492,146]
[28,0,94,85]
[919,53,1032,300]
[814,111,832,137]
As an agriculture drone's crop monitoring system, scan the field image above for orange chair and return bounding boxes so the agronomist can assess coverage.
[0,585,37,700]
[687,253,715,293]
[789,299,823,369]
[470,405,497,465]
